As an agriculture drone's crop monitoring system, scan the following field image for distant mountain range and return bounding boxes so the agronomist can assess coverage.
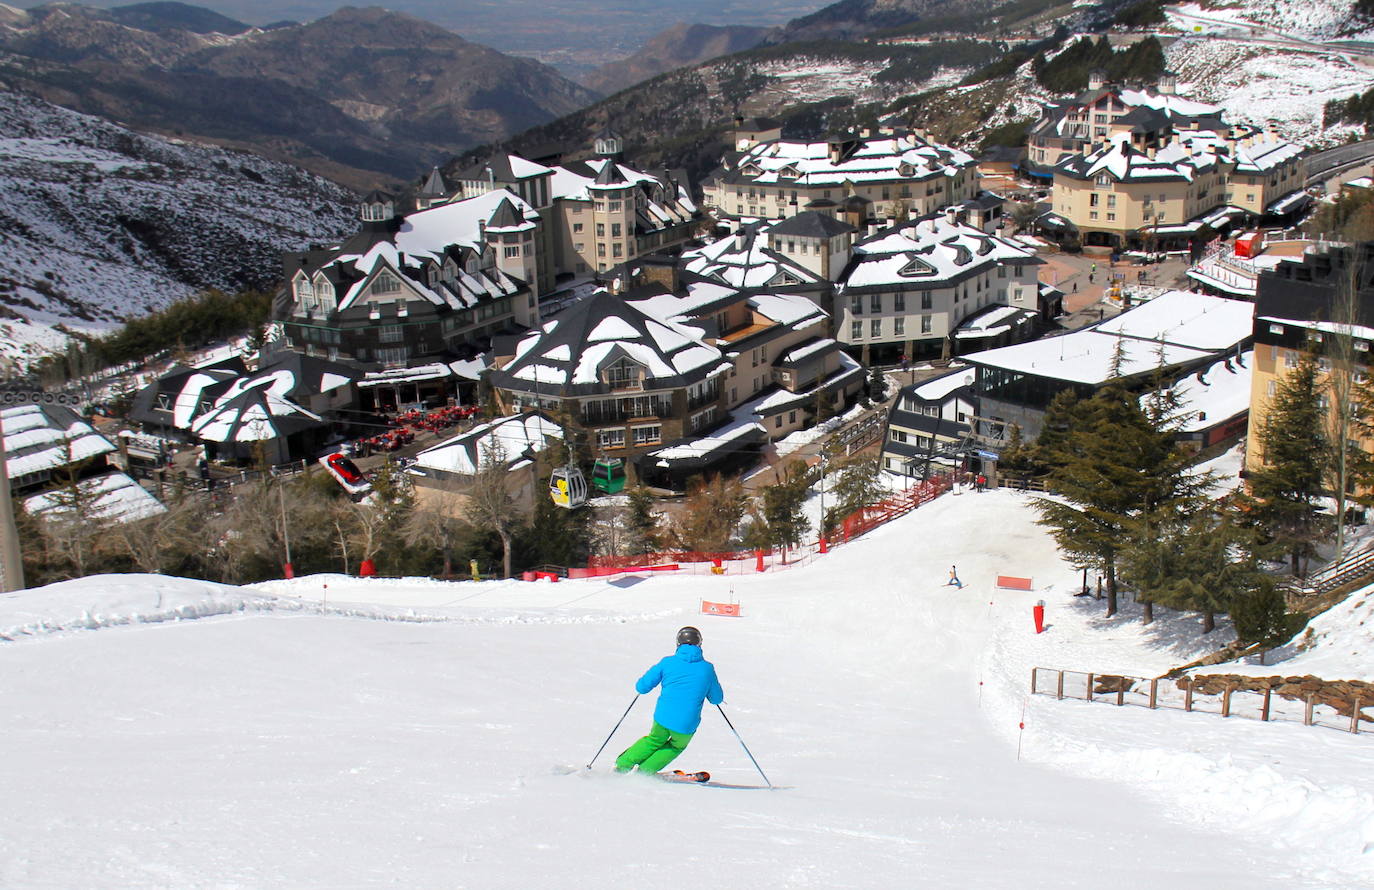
[581,23,769,96]
[0,3,599,189]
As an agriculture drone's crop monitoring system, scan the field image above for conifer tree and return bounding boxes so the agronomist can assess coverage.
[624,486,661,555]
[1246,352,1331,575]
[823,454,884,533]
[760,460,812,557]
[1034,383,1202,619]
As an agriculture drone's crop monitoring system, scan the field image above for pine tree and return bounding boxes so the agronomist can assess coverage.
[823,454,884,533]
[1247,352,1331,575]
[624,486,661,555]
[761,460,812,558]
[1034,383,1202,619]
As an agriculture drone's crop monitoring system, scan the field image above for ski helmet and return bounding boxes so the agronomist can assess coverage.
[676,626,702,647]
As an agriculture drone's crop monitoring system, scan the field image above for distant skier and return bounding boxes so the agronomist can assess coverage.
[948,565,962,588]
[615,626,724,775]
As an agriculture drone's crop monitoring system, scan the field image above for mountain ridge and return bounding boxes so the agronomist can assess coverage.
[0,3,600,189]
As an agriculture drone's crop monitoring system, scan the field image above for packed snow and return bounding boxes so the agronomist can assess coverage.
[1,487,1371,887]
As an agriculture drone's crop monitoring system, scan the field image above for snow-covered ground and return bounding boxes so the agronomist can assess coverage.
[1,490,1371,887]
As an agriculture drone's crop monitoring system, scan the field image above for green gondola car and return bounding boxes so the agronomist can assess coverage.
[591,458,626,494]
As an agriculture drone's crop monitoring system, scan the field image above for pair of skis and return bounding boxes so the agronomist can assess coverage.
[660,770,783,790]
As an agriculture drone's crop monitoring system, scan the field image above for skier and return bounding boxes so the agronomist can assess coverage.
[615,626,724,775]
[948,565,962,588]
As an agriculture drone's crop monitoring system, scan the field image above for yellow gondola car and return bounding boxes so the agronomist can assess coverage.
[550,465,588,509]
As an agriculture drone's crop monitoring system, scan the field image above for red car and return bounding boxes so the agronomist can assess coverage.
[320,452,371,494]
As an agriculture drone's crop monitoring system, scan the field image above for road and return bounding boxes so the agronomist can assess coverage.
[1306,139,1374,184]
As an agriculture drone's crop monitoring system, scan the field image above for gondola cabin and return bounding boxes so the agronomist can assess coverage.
[550,465,588,509]
[591,458,627,495]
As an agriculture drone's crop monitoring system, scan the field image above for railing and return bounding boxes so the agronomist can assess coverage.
[1030,667,1371,738]
[1285,543,1374,597]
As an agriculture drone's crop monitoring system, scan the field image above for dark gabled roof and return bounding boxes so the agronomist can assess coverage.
[487,289,724,398]
[419,166,449,197]
[486,197,526,228]
[767,211,857,239]
[594,125,623,142]
[593,161,630,186]
[362,189,394,204]
[735,117,781,131]
[127,359,246,427]
[257,351,361,398]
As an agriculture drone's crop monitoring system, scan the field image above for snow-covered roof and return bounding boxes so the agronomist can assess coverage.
[24,470,166,524]
[488,290,729,396]
[720,133,975,188]
[681,226,822,290]
[842,214,1041,290]
[549,159,696,231]
[1147,350,1252,433]
[965,292,1252,385]
[411,412,563,477]
[1057,128,1300,185]
[190,372,323,443]
[1,404,116,479]
[910,368,975,401]
[1091,290,1255,351]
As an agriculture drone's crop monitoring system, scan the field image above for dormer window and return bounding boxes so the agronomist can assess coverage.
[899,162,916,177]
[779,166,800,179]
[898,258,936,278]
[1095,173,1113,187]
[372,271,402,296]
[361,201,393,222]
[603,358,645,389]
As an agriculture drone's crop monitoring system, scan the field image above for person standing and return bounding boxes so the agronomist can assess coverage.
[948,565,962,588]
[615,627,724,775]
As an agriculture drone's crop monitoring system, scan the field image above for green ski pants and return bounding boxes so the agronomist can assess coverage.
[615,721,694,774]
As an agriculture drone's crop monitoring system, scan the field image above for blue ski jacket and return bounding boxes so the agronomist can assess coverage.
[635,644,724,734]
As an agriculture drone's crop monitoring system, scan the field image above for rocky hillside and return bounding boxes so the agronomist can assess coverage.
[581,22,769,96]
[466,0,1374,188]
[0,3,599,189]
[0,87,357,367]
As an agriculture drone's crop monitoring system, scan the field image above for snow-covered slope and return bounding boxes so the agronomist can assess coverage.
[2,489,1370,887]
[0,88,357,367]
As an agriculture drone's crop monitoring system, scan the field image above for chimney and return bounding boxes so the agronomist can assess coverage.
[944,206,958,226]
[1147,145,1157,159]
[478,219,486,242]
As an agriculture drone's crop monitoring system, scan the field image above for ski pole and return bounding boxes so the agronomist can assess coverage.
[716,704,773,789]
[586,695,638,770]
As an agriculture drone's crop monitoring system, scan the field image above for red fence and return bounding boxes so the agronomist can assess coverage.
[840,473,957,542]
[533,472,961,582]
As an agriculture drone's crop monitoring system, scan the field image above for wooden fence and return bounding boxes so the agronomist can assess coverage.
[1030,667,1371,738]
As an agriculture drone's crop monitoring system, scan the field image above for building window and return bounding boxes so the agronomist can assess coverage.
[611,223,622,238]
[852,296,863,315]
[921,293,932,310]
[573,223,584,233]
[632,425,661,446]
[504,246,521,258]
[871,319,882,338]
[376,346,408,366]
[598,428,626,449]
[610,201,622,212]
[378,324,404,343]
[921,315,932,334]
[870,293,882,313]
[893,292,905,312]
[894,317,905,337]
[612,243,624,257]
[775,414,783,429]
[851,320,863,340]
[372,272,401,294]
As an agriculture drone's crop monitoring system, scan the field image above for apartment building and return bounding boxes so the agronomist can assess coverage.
[279,190,540,369]
[1244,242,1374,478]
[1050,128,1304,249]
[835,212,1045,364]
[702,130,979,224]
